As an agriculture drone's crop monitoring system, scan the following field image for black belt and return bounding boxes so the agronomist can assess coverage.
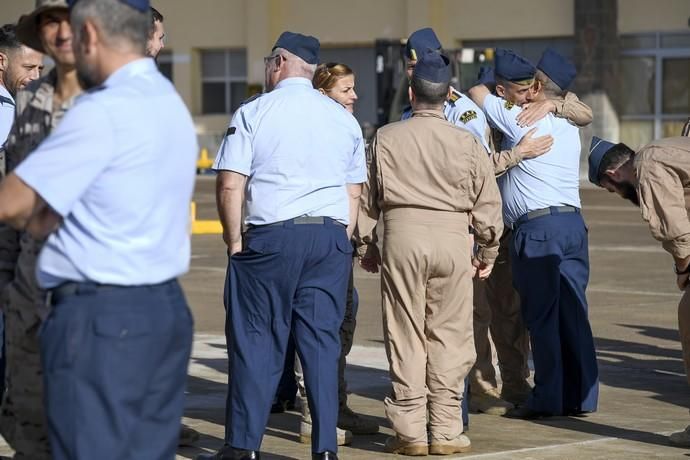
[249,216,344,228]
[513,205,579,228]
[46,282,123,306]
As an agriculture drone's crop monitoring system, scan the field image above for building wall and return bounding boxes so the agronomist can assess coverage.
[618,0,690,33]
[0,0,686,145]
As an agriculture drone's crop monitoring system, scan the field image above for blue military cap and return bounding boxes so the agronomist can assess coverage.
[272,31,320,65]
[494,48,536,85]
[412,49,451,84]
[68,0,149,11]
[588,136,616,185]
[537,48,577,90]
[406,28,442,61]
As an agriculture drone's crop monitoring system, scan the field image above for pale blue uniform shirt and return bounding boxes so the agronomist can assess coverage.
[0,85,15,145]
[482,93,581,226]
[15,58,198,288]
[213,77,366,225]
[402,88,491,152]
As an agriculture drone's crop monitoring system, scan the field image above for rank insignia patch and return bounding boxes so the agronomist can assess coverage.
[460,110,478,124]
[504,100,515,110]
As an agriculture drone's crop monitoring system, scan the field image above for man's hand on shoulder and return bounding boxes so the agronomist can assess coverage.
[515,128,553,160]
[516,100,556,127]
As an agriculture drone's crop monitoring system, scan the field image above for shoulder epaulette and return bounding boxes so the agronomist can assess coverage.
[0,96,15,108]
[448,87,462,104]
[240,93,263,107]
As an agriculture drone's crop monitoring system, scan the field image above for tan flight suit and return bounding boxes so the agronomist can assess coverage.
[632,137,690,384]
[470,92,594,399]
[357,109,502,443]
[0,70,76,460]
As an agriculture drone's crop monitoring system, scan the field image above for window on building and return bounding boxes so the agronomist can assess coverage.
[200,49,247,114]
[620,32,690,148]
[157,50,173,82]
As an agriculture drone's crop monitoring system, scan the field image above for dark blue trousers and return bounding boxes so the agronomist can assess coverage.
[40,280,193,460]
[510,211,599,415]
[225,219,351,453]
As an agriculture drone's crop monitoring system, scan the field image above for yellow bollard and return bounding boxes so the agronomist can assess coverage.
[196,148,214,171]
[190,200,223,234]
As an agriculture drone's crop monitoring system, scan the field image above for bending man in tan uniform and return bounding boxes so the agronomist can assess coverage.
[356,50,502,456]
[588,135,690,447]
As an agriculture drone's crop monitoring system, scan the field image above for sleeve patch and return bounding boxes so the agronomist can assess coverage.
[460,110,478,124]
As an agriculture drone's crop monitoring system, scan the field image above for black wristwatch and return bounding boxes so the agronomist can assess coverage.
[674,264,690,275]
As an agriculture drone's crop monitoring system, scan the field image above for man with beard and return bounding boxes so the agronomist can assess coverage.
[588,135,690,446]
[0,23,43,153]
[0,0,198,458]
[146,6,164,59]
[0,1,81,458]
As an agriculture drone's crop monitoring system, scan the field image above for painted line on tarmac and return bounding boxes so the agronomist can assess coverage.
[589,220,647,227]
[190,265,227,273]
[589,245,663,253]
[459,436,617,458]
[587,286,680,298]
[585,205,640,212]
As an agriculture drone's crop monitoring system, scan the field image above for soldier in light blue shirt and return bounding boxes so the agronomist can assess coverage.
[205,31,365,460]
[0,0,197,458]
[400,28,490,152]
[469,48,599,420]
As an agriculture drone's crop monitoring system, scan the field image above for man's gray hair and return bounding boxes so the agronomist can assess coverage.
[272,47,317,79]
[534,70,567,98]
[71,0,150,54]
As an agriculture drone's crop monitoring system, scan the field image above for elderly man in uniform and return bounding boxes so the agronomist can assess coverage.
[469,48,599,419]
[0,1,81,458]
[470,50,595,414]
[588,135,690,446]
[0,0,198,459]
[203,31,365,460]
[358,50,503,455]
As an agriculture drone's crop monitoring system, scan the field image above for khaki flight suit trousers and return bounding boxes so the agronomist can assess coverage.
[470,229,530,394]
[382,208,475,443]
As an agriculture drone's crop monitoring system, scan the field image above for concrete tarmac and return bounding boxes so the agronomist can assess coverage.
[176,177,690,459]
[3,175,688,459]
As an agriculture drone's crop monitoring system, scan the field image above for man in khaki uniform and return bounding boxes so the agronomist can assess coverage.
[470,61,595,412]
[0,2,82,458]
[357,50,502,456]
[588,135,690,446]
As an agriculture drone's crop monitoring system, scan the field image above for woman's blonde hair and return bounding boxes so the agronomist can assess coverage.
[312,62,355,91]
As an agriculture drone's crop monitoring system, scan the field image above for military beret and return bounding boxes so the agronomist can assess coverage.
[588,136,617,186]
[537,48,577,90]
[405,28,442,61]
[476,66,495,86]
[272,31,320,65]
[68,0,150,11]
[495,48,536,85]
[412,49,451,84]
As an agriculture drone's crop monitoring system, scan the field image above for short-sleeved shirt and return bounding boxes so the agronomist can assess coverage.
[213,77,366,225]
[15,58,198,288]
[482,93,581,226]
[0,85,14,147]
[402,88,491,152]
